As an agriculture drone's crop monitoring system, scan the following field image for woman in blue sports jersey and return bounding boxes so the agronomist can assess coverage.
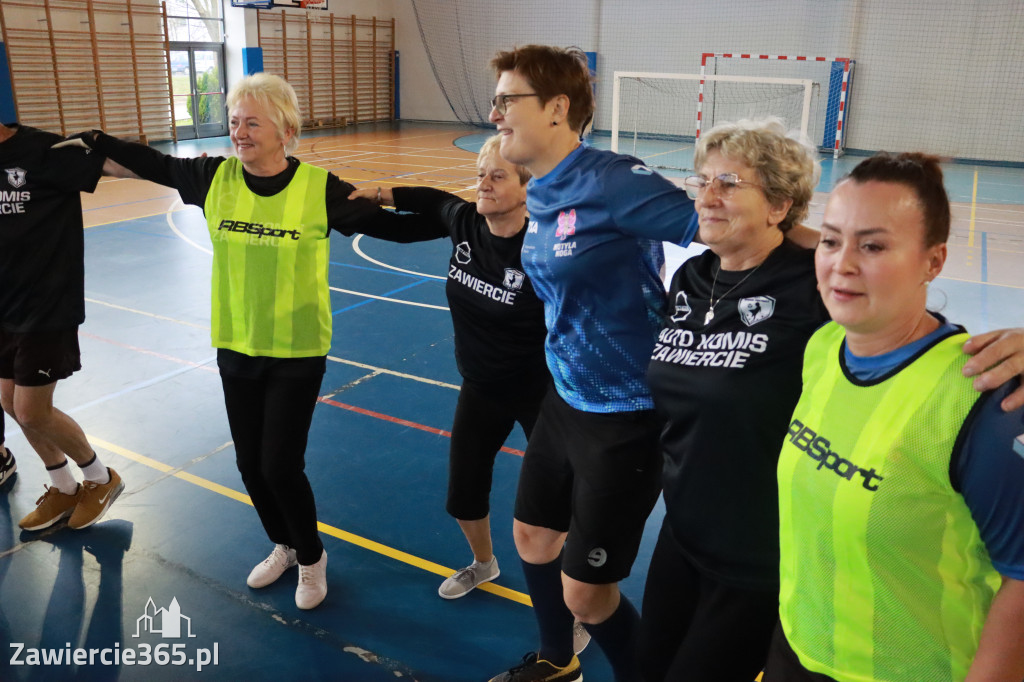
[481,44,698,682]
[765,153,1024,682]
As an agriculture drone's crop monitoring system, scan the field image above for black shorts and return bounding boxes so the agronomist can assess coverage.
[446,376,548,521]
[0,327,82,386]
[514,389,663,584]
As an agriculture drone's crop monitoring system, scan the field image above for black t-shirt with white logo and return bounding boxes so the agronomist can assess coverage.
[392,186,548,387]
[647,239,829,589]
[0,124,104,332]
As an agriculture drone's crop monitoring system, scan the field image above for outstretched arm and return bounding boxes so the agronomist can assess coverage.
[787,223,820,249]
[963,329,1024,411]
[102,157,140,179]
[965,576,1024,682]
[349,186,393,206]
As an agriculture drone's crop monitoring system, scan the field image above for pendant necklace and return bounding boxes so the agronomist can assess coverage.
[704,260,764,326]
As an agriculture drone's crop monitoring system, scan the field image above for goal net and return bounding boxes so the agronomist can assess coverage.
[701,54,853,157]
[611,72,815,173]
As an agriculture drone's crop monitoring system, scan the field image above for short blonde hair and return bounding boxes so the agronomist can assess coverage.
[226,73,302,155]
[477,135,531,185]
[694,117,820,233]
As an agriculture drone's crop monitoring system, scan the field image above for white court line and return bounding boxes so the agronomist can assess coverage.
[330,286,449,310]
[351,234,447,281]
[84,297,211,330]
[161,197,449,288]
[165,197,213,255]
[82,296,460,389]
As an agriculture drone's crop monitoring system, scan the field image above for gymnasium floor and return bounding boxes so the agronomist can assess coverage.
[0,121,1022,681]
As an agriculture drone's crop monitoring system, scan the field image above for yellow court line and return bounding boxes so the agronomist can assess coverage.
[968,169,978,248]
[325,356,460,391]
[89,434,532,607]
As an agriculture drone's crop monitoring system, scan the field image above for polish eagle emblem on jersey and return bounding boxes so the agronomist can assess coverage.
[669,290,692,323]
[5,167,27,188]
[503,268,525,291]
[555,209,576,240]
[738,296,775,327]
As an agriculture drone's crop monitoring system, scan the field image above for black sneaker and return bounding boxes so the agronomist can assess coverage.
[488,652,582,682]
[0,448,15,488]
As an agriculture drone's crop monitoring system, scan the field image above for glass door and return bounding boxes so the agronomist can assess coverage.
[170,44,227,140]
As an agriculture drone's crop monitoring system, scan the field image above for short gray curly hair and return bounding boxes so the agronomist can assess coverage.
[693,117,820,232]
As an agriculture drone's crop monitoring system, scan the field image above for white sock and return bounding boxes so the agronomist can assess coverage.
[47,459,79,495]
[78,452,110,484]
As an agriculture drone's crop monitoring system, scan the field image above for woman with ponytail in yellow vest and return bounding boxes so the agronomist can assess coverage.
[766,153,1024,682]
[61,73,442,611]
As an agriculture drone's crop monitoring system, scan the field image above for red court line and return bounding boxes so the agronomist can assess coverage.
[317,396,526,457]
[82,317,525,456]
[80,331,218,372]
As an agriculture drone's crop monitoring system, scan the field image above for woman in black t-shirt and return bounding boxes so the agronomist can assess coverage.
[351,135,553,601]
[641,118,827,681]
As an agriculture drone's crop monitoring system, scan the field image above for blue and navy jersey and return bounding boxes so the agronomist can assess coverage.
[522,144,697,412]
[844,320,1024,580]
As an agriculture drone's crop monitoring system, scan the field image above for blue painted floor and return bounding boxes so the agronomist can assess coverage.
[1,122,1021,681]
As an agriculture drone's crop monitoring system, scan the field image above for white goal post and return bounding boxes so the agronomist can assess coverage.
[610,72,815,172]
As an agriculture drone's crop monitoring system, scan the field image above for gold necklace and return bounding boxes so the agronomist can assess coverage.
[704,260,765,326]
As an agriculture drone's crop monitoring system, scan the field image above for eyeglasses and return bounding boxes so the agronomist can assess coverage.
[682,173,762,200]
[490,93,541,116]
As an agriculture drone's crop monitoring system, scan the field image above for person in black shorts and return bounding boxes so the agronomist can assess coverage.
[351,134,552,600]
[0,122,125,531]
[484,45,707,682]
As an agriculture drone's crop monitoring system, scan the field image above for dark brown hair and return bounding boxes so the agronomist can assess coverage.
[846,152,951,246]
[491,45,594,134]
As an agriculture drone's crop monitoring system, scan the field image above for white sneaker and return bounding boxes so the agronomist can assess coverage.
[295,549,327,610]
[438,556,500,599]
[247,544,297,588]
[573,620,591,654]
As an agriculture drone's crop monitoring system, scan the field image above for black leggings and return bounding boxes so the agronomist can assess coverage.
[762,623,837,682]
[446,377,548,520]
[639,519,779,681]
[219,353,325,566]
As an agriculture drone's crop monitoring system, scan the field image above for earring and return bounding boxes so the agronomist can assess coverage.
[551,120,558,126]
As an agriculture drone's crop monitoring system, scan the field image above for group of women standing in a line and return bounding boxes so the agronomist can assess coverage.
[68,42,1024,682]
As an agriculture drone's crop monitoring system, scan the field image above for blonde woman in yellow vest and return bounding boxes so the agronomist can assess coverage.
[766,152,1024,682]
[67,74,442,610]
